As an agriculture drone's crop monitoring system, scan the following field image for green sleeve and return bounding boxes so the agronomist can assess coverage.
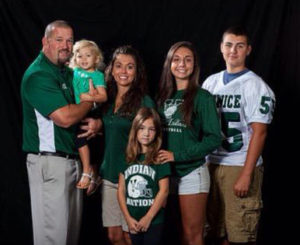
[157,163,171,180]
[173,91,222,161]
[24,72,69,117]
[120,161,129,175]
[93,71,107,88]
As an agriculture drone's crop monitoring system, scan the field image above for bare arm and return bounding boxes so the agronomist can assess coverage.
[137,177,169,232]
[234,122,268,197]
[49,79,100,128]
[49,102,92,128]
[117,174,139,234]
[80,86,107,103]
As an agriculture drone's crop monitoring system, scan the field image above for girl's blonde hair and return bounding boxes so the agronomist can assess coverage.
[126,108,162,165]
[69,39,105,70]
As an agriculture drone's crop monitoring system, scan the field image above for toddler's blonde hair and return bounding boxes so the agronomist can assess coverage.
[70,39,104,70]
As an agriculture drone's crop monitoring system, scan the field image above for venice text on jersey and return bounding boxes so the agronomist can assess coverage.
[214,94,241,109]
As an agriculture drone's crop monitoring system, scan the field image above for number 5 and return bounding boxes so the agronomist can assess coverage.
[260,96,272,114]
[221,112,243,152]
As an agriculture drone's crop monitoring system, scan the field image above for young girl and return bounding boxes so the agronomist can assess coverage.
[156,41,222,245]
[70,39,107,190]
[118,107,170,245]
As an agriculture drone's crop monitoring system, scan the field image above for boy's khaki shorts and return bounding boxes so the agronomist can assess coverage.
[207,164,263,243]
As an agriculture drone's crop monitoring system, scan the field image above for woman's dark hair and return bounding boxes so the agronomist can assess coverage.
[157,41,200,126]
[104,45,148,116]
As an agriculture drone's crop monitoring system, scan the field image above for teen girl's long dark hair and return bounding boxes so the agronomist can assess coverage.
[157,41,200,126]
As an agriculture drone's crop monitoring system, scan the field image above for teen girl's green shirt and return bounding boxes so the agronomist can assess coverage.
[100,96,155,183]
[158,87,222,177]
[121,154,171,225]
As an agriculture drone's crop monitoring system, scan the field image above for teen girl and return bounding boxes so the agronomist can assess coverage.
[118,107,170,245]
[156,41,222,245]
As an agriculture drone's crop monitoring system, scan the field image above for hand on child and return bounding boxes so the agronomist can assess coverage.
[157,150,174,163]
[78,118,102,139]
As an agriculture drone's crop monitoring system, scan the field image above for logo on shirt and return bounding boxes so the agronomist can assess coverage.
[61,83,68,90]
[163,99,183,119]
[127,175,153,198]
[163,99,186,132]
[80,72,88,78]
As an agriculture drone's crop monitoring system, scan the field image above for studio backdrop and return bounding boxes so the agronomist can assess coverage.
[0,0,298,244]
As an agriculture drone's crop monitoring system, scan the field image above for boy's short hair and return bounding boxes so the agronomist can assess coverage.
[222,26,251,45]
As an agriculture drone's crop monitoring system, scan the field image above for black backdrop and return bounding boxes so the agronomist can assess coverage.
[0,0,298,244]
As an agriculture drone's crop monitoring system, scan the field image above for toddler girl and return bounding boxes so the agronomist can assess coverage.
[70,39,107,190]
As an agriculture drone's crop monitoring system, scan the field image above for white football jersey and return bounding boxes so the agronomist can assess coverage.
[202,70,275,166]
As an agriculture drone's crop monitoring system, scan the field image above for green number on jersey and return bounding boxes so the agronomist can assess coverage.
[259,96,271,114]
[221,112,243,152]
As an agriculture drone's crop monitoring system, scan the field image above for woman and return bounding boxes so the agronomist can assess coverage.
[100,46,155,245]
[156,41,222,245]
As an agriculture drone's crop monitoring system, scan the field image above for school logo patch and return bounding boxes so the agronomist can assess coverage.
[163,99,183,119]
[127,175,153,198]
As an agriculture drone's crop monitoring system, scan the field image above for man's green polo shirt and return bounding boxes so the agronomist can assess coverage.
[21,51,77,154]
